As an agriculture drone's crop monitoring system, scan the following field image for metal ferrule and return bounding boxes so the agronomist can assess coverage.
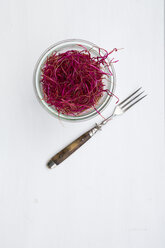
[89,124,102,137]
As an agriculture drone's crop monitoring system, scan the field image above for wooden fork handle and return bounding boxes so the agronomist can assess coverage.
[47,129,93,168]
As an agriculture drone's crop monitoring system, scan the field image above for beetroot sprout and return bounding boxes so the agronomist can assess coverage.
[40,47,118,116]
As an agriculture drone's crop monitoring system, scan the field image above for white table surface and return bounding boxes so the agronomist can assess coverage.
[0,0,164,247]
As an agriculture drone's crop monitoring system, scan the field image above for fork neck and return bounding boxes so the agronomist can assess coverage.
[99,114,114,127]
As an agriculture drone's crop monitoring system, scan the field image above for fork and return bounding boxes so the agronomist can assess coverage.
[47,87,147,168]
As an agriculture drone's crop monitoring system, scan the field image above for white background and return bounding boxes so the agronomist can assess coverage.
[0,0,164,247]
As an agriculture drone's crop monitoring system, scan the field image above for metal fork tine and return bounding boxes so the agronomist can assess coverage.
[119,87,142,106]
[122,91,144,108]
[124,95,147,112]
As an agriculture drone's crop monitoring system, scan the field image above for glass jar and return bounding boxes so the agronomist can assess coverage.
[33,39,116,121]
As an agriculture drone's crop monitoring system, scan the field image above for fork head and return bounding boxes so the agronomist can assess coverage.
[113,87,147,116]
